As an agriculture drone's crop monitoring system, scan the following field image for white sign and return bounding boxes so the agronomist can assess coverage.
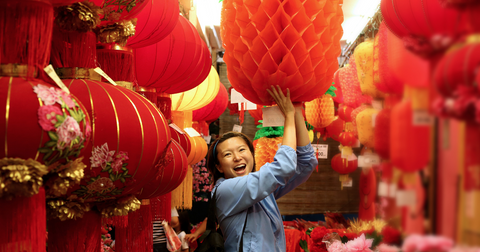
[232,124,243,133]
[44,64,70,94]
[342,178,353,187]
[93,67,117,86]
[230,88,244,103]
[312,144,328,159]
[184,127,201,137]
[396,189,416,207]
[169,123,185,134]
[413,110,434,126]
[357,153,381,167]
[378,182,389,197]
[262,106,285,127]
[203,135,212,144]
[237,101,257,110]
[347,154,357,161]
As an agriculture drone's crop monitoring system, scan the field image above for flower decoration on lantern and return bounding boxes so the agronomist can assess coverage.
[90,0,148,25]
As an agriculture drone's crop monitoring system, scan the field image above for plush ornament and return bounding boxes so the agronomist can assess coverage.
[338,104,353,122]
[331,153,357,190]
[354,38,386,99]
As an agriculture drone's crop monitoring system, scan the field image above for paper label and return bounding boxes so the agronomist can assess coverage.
[184,127,201,137]
[232,124,242,133]
[203,135,212,144]
[94,67,117,86]
[262,106,285,127]
[169,123,185,134]
[238,101,257,110]
[388,184,397,198]
[372,100,383,110]
[413,110,433,126]
[396,189,416,207]
[357,153,380,167]
[44,65,70,94]
[230,88,244,103]
[342,178,353,187]
[378,182,389,197]
[311,144,328,159]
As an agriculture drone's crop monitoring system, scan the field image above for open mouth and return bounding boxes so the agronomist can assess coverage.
[234,164,246,174]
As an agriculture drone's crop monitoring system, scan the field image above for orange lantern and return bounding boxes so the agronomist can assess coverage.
[305,94,335,129]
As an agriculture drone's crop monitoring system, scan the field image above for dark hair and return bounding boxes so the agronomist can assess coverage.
[177,210,191,234]
[206,132,256,184]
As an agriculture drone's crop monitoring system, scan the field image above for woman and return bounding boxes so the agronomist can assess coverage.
[206,86,318,252]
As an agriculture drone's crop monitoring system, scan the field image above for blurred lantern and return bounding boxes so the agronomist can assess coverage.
[170,126,192,157]
[433,43,480,97]
[380,0,463,57]
[49,0,82,5]
[339,132,356,157]
[192,121,209,136]
[127,0,179,48]
[134,15,211,94]
[171,66,220,112]
[325,116,345,141]
[339,57,372,108]
[354,38,386,99]
[331,153,358,190]
[248,105,264,125]
[356,106,377,149]
[193,83,229,124]
[375,96,401,159]
[220,0,343,105]
[376,22,403,95]
[390,86,430,184]
[332,69,344,104]
[359,167,376,221]
[399,172,425,235]
[350,104,368,137]
[338,104,353,122]
[90,0,148,26]
[305,93,335,129]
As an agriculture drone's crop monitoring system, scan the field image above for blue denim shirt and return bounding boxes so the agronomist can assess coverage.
[213,143,317,252]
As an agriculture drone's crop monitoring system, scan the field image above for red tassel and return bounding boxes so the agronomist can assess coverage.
[47,211,101,252]
[151,193,171,222]
[125,204,153,252]
[96,48,134,82]
[0,187,46,252]
[239,103,245,125]
[0,0,54,78]
[50,29,97,68]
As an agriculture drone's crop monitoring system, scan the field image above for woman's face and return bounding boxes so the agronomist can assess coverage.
[215,137,254,180]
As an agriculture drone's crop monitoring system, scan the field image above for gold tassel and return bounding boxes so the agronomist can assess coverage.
[171,165,193,210]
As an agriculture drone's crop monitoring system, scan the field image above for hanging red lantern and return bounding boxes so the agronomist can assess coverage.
[380,0,463,56]
[170,126,192,157]
[376,22,403,95]
[331,153,357,189]
[134,15,211,94]
[90,0,148,26]
[127,0,179,48]
[375,96,401,159]
[338,104,353,122]
[339,57,372,108]
[193,83,229,123]
[339,132,356,147]
[220,0,343,105]
[325,116,344,141]
[332,69,344,104]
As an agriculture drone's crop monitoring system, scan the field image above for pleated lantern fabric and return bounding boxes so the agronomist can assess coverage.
[220,0,343,105]
[170,127,192,158]
[339,57,372,108]
[192,83,229,123]
[126,0,179,48]
[354,38,386,99]
[90,0,148,26]
[380,0,464,57]
[135,15,211,94]
[305,94,335,129]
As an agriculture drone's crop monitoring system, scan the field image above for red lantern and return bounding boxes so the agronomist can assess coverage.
[339,57,372,108]
[375,96,401,159]
[193,83,229,123]
[127,0,179,48]
[325,116,344,141]
[339,132,356,147]
[331,153,357,189]
[380,0,463,56]
[90,0,148,26]
[170,127,192,157]
[134,15,211,94]
[338,104,353,122]
[332,69,344,104]
[220,0,343,105]
[376,22,403,95]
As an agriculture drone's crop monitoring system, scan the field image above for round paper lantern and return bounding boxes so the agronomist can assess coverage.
[325,116,344,141]
[171,66,220,112]
[332,69,344,104]
[170,127,192,156]
[193,83,229,123]
[305,94,335,129]
[187,136,208,165]
[376,22,403,95]
[137,140,188,199]
[134,15,211,94]
[380,0,463,56]
[433,43,480,97]
[220,0,343,105]
[356,107,377,149]
[331,153,357,189]
[338,131,356,158]
[339,57,372,108]
[338,104,353,122]
[126,0,179,48]
[90,0,148,26]
[354,38,386,99]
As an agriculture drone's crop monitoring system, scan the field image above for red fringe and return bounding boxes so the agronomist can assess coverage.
[157,96,172,121]
[151,193,172,222]
[0,0,54,78]
[124,205,153,252]
[112,215,129,228]
[96,49,134,82]
[50,29,97,68]
[47,211,101,252]
[0,187,46,252]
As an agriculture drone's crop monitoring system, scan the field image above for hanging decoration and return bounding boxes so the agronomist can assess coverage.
[193,83,229,124]
[375,96,401,159]
[376,22,403,95]
[305,86,337,129]
[90,0,148,26]
[338,104,353,122]
[331,153,358,190]
[220,0,343,105]
[332,69,344,104]
[354,38,386,99]
[356,106,377,149]
[359,166,376,221]
[253,123,284,170]
[339,57,372,108]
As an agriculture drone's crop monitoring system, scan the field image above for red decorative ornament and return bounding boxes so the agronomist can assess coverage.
[134,15,211,94]
[331,153,357,189]
[126,0,179,48]
[338,104,353,122]
[339,57,372,108]
[339,132,356,147]
[220,0,343,105]
[380,0,463,57]
[90,0,148,26]
[375,96,401,159]
[193,83,229,123]
[325,116,344,141]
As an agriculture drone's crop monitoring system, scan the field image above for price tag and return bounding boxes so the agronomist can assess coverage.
[413,110,433,126]
[378,182,389,197]
[44,64,70,94]
[232,124,243,132]
[262,106,285,127]
[238,101,257,110]
[94,67,117,86]
[312,144,328,159]
[203,135,212,144]
[396,189,416,207]
[230,88,244,103]
[184,127,201,137]
[388,184,397,198]
[372,100,383,110]
[357,153,380,167]
[372,113,377,127]
[169,123,185,134]
[342,178,353,187]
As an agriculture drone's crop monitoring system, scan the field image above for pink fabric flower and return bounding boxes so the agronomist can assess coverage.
[56,89,76,108]
[327,240,346,252]
[34,84,58,106]
[91,143,115,168]
[111,151,128,173]
[345,234,373,252]
[38,105,63,131]
[56,116,83,150]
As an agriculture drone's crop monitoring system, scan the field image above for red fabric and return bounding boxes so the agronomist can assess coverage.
[374,107,391,159]
[359,168,376,221]
[170,126,192,157]
[51,30,96,69]
[127,0,179,48]
[285,229,303,252]
[96,49,135,82]
[134,16,211,93]
[90,0,147,26]
[464,123,480,190]
[151,193,172,222]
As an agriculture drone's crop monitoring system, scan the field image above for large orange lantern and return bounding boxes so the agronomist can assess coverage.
[220,0,343,105]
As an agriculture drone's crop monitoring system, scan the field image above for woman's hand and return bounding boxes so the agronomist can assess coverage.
[185,233,200,243]
[267,85,295,117]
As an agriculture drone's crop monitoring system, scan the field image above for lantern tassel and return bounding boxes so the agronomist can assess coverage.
[151,193,172,222]
[96,48,134,83]
[171,166,193,210]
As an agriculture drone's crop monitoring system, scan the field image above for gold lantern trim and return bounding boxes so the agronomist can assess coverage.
[0,158,48,199]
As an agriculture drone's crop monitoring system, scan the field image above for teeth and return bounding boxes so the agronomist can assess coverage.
[235,164,246,170]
